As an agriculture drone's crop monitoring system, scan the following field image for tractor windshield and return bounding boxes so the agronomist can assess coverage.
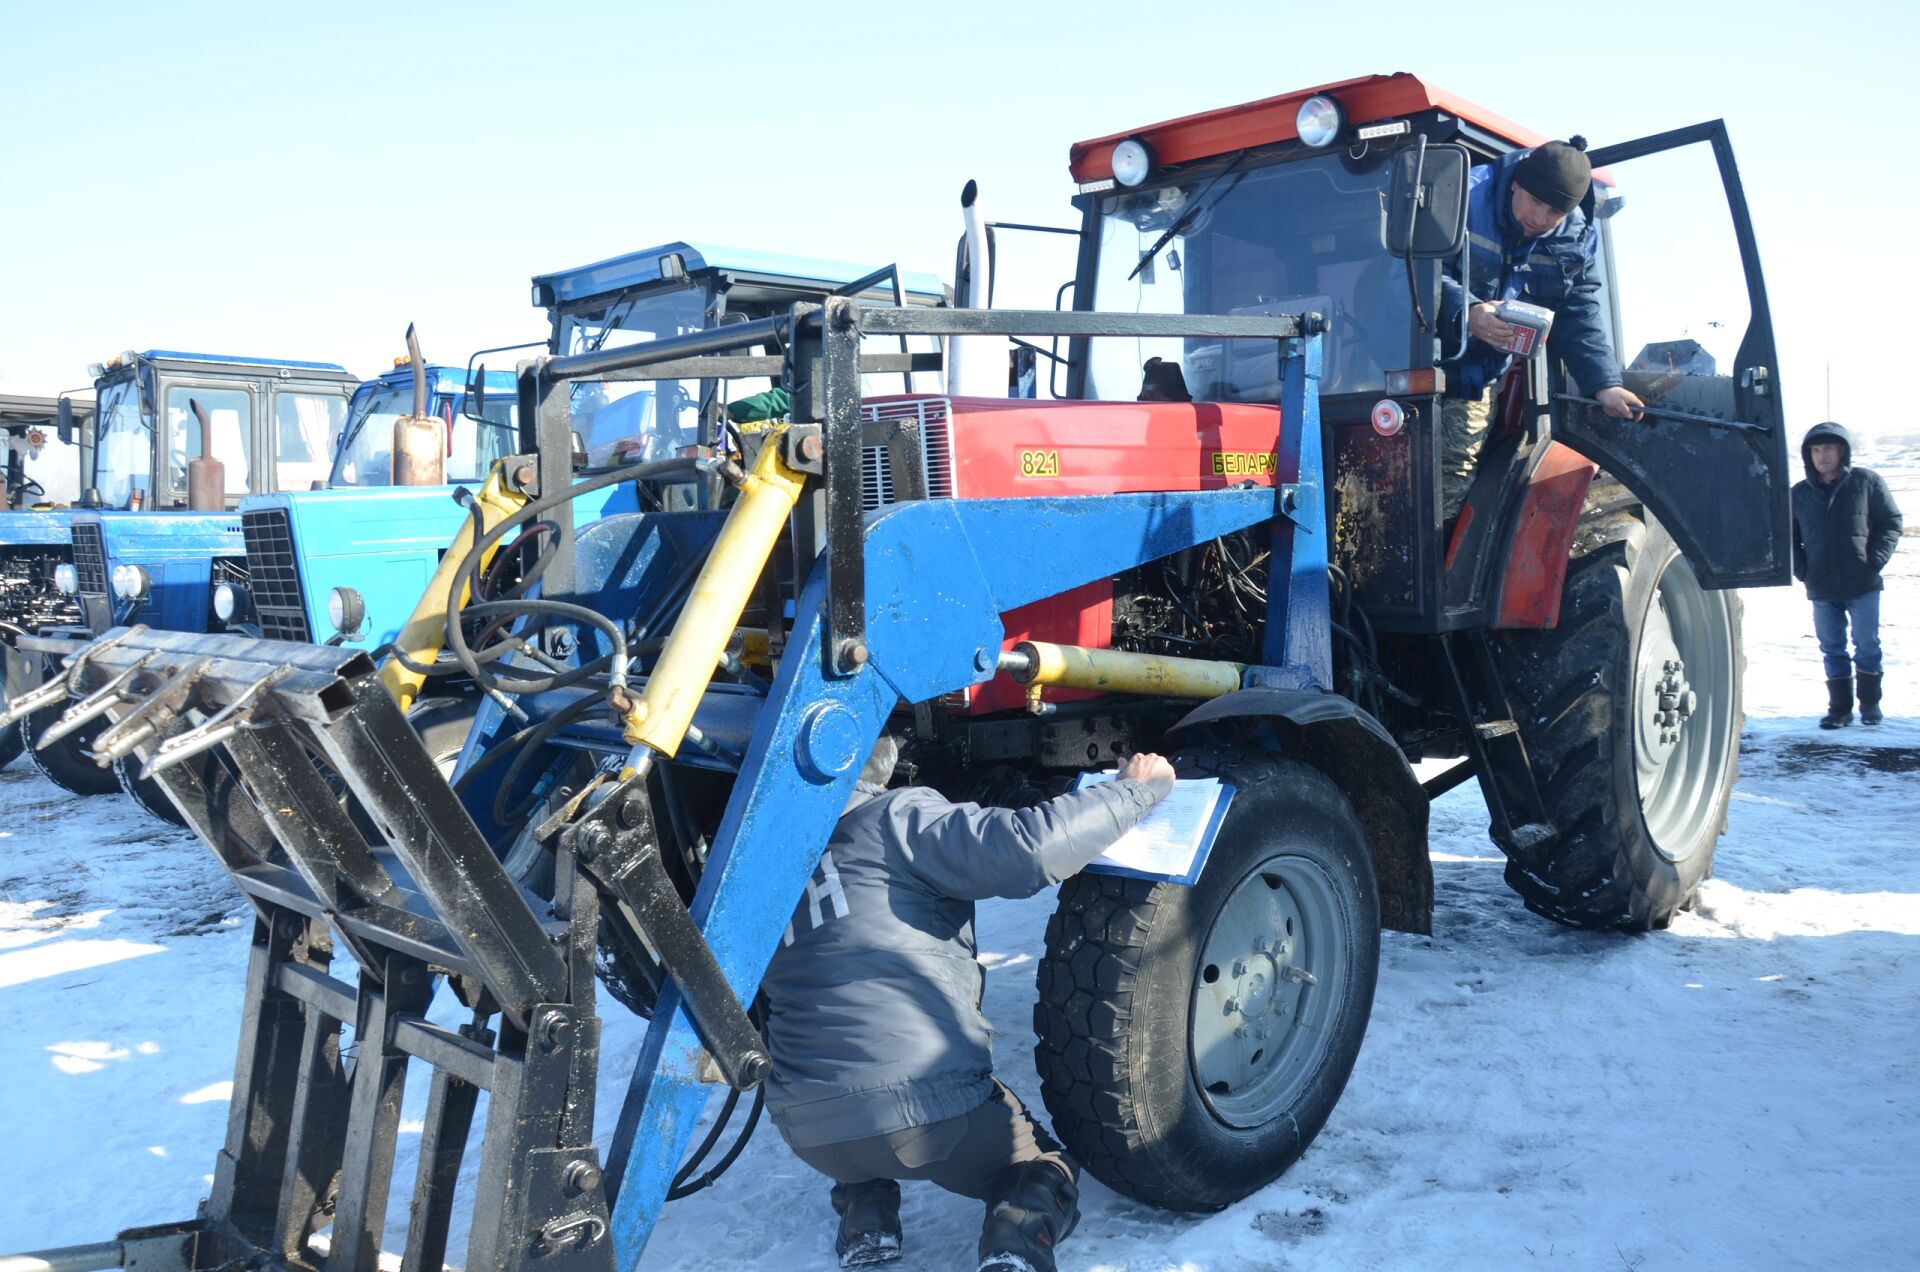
[1085,149,1413,401]
[93,375,151,508]
[556,285,710,465]
[331,384,517,487]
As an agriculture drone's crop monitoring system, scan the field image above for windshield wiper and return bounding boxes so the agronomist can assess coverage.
[1127,149,1252,282]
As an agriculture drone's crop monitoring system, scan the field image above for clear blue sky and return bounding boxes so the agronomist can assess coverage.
[2,0,1911,436]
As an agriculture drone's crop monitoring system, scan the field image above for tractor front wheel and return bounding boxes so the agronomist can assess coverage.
[1489,510,1741,929]
[22,703,119,796]
[1033,750,1379,1211]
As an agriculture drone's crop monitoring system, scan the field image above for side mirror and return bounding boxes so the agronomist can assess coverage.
[56,397,75,446]
[1385,141,1470,259]
[467,363,487,422]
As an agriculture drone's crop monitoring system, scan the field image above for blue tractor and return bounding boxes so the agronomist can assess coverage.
[1,393,95,768]
[16,351,356,800]
[222,244,946,783]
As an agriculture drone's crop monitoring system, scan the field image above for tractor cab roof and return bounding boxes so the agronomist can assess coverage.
[361,362,520,399]
[532,241,948,311]
[93,350,357,386]
[1069,72,1551,184]
[1,393,94,434]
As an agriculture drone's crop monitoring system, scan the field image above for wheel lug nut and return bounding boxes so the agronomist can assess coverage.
[1231,959,1248,977]
[1223,997,1240,1015]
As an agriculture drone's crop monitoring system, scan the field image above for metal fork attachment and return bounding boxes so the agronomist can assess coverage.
[45,627,624,1272]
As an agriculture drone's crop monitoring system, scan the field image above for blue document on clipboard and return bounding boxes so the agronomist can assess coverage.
[1073,771,1235,886]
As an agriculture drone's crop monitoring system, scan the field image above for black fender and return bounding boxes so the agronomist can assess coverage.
[1170,688,1432,935]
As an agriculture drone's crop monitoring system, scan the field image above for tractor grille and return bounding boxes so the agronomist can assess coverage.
[859,397,954,512]
[71,522,109,597]
[241,508,310,642]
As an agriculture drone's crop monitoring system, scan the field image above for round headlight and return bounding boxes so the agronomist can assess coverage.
[327,586,365,635]
[53,563,78,594]
[111,564,150,600]
[1295,94,1345,148]
[1111,137,1156,188]
[213,582,243,622]
[1370,399,1407,437]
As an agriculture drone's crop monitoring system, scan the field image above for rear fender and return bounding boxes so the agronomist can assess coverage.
[1169,688,1432,934]
[1490,443,1598,630]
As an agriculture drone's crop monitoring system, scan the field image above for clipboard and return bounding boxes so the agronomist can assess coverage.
[1073,771,1236,886]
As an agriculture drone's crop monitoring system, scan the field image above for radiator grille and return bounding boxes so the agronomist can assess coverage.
[859,397,954,512]
[70,522,108,597]
[241,508,310,642]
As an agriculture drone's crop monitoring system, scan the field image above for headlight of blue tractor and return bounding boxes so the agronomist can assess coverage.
[53,563,78,594]
[111,564,151,600]
[214,582,246,623]
[327,586,365,635]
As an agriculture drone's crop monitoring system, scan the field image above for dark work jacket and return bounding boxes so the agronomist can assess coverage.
[761,778,1156,1148]
[1791,421,1903,601]
[1438,148,1620,401]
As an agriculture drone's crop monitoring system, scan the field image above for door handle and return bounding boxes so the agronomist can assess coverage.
[1740,365,1771,398]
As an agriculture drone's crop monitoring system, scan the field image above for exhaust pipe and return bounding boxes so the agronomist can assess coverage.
[185,399,224,511]
[946,180,1002,398]
[391,323,446,486]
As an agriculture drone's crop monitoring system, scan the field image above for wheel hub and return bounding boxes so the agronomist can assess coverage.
[1190,858,1345,1128]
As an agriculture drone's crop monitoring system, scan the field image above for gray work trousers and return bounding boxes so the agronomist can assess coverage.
[790,1080,1073,1200]
[1440,395,1493,522]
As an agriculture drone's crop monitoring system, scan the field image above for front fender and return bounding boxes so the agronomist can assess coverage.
[1169,687,1432,934]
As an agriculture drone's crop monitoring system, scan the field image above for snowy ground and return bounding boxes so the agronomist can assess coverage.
[3,448,1917,1271]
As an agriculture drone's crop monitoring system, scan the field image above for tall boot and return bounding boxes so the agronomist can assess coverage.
[979,1161,1079,1272]
[1820,676,1854,729]
[831,1179,902,1267]
[1858,671,1884,725]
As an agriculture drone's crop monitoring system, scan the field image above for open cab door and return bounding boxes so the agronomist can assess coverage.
[1554,121,1789,588]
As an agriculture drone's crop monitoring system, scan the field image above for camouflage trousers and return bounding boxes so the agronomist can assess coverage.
[1440,395,1493,522]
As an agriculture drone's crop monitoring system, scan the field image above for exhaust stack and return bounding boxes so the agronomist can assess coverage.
[184,399,224,511]
[946,180,1003,397]
[391,323,446,486]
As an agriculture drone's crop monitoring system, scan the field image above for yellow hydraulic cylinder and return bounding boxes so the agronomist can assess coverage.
[379,462,528,713]
[1006,641,1245,700]
[622,431,807,755]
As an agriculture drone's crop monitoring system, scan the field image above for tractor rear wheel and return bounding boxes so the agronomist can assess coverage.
[1033,750,1379,1211]
[22,703,119,796]
[1489,509,1741,929]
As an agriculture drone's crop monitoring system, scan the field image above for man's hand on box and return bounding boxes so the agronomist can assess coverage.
[1467,302,1515,348]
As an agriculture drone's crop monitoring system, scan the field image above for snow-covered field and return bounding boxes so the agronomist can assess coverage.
[3,448,1916,1271]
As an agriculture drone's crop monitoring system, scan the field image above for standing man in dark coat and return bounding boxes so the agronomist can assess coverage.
[1792,421,1903,726]
[760,736,1175,1272]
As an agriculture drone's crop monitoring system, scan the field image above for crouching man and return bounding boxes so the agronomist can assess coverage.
[761,737,1176,1271]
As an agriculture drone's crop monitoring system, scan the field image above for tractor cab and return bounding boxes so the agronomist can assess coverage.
[1064,72,1788,632]
[3,393,95,511]
[533,242,947,467]
[326,358,520,489]
[87,350,356,511]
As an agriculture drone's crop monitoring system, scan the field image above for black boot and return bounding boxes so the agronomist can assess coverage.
[831,1179,902,1267]
[979,1161,1079,1272]
[1858,671,1884,725]
[1820,676,1854,729]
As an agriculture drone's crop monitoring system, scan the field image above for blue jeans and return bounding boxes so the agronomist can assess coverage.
[1812,592,1882,679]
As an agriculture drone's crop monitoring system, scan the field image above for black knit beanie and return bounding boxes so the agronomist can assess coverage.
[1513,140,1591,214]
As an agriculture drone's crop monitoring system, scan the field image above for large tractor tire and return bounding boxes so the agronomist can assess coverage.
[1489,508,1741,930]
[22,703,120,796]
[115,755,188,826]
[1033,750,1379,1211]
[0,715,22,771]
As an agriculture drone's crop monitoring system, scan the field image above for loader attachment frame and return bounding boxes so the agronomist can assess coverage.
[12,301,1324,1272]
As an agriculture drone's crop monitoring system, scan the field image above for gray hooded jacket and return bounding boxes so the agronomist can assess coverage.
[761,777,1158,1148]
